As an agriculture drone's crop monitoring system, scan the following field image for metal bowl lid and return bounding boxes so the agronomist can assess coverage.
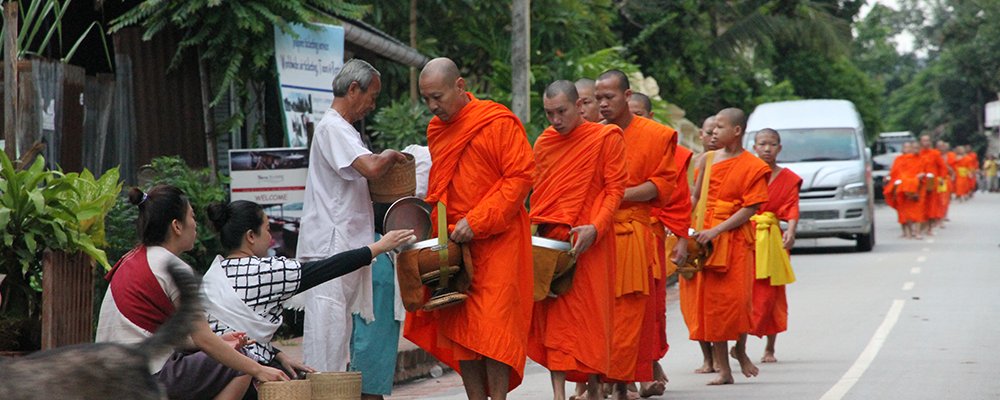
[531,236,572,251]
[384,196,432,241]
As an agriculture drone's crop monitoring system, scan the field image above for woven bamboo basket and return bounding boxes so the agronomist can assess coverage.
[307,371,363,400]
[369,152,416,203]
[258,380,312,400]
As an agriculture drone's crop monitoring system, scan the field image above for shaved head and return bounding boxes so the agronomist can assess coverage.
[629,92,652,116]
[716,108,747,131]
[597,69,630,91]
[420,57,460,83]
[575,79,600,122]
[418,57,468,122]
[544,80,579,102]
[756,128,781,144]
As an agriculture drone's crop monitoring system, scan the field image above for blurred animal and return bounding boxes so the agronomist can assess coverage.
[0,261,201,400]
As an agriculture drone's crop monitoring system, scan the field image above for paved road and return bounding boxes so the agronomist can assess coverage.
[389,193,1000,400]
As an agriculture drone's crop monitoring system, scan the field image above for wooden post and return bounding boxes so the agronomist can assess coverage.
[511,0,530,125]
[41,251,94,350]
[4,2,18,160]
[57,64,86,172]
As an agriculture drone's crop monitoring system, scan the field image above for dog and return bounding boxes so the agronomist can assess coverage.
[0,261,202,400]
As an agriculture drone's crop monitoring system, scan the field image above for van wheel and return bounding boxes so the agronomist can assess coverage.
[856,223,875,252]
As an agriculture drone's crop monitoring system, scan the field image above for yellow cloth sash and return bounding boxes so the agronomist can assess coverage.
[958,166,971,178]
[750,212,796,286]
[614,207,653,296]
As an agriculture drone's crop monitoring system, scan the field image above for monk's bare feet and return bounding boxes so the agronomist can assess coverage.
[707,370,734,385]
[730,346,760,378]
[610,384,634,400]
[694,360,716,373]
[638,381,665,398]
[760,350,777,363]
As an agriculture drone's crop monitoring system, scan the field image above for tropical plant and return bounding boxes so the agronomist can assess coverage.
[0,0,112,67]
[0,152,121,349]
[369,97,432,152]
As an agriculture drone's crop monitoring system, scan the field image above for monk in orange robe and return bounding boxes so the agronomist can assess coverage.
[691,108,769,385]
[405,58,535,400]
[936,140,955,220]
[595,70,677,399]
[966,146,980,196]
[528,80,627,400]
[683,116,720,374]
[629,92,690,397]
[954,146,974,200]
[885,142,926,239]
[749,128,801,363]
[918,135,949,235]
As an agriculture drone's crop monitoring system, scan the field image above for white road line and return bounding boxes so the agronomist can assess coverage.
[902,281,915,291]
[911,267,921,274]
[819,299,906,400]
[916,256,927,263]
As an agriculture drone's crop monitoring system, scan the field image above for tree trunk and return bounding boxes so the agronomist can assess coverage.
[197,49,219,183]
[4,2,19,161]
[409,0,419,104]
[511,0,530,125]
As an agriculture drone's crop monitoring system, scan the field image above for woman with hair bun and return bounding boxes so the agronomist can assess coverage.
[97,186,290,400]
[201,200,413,378]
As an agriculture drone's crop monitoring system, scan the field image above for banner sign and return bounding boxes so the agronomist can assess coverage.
[273,23,345,147]
[229,147,309,207]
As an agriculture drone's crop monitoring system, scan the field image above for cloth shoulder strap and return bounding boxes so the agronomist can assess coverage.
[693,151,715,231]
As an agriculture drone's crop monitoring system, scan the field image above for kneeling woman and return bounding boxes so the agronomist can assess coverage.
[201,200,412,377]
[97,186,289,400]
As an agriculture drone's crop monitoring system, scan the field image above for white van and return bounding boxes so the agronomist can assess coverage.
[744,99,875,251]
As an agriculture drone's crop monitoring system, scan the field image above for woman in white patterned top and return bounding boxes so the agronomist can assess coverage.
[203,200,412,378]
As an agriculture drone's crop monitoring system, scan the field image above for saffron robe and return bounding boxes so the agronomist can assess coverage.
[634,145,694,381]
[750,168,801,337]
[527,121,627,382]
[607,116,677,382]
[886,153,926,223]
[404,93,535,390]
[691,151,769,342]
[919,148,949,220]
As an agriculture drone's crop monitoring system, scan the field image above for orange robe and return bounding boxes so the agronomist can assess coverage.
[404,93,535,390]
[607,116,677,382]
[527,122,627,382]
[886,153,926,223]
[954,155,974,197]
[691,151,769,342]
[941,151,955,214]
[969,153,981,192]
[919,148,949,220]
[633,145,693,381]
[750,168,801,337]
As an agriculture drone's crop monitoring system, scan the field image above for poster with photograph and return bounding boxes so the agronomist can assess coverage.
[273,23,345,147]
[230,147,310,257]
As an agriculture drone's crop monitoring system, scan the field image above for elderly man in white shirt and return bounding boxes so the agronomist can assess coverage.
[292,59,405,372]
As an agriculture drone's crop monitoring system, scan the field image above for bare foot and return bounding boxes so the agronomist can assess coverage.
[730,346,760,378]
[707,371,734,385]
[694,361,716,374]
[639,381,665,398]
[760,350,777,363]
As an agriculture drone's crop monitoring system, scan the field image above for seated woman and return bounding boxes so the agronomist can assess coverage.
[97,185,289,400]
[201,200,413,377]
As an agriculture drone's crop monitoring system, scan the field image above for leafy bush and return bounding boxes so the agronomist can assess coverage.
[369,98,432,152]
[0,152,121,344]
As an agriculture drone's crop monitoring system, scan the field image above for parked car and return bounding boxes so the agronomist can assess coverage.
[871,131,914,200]
[744,99,876,251]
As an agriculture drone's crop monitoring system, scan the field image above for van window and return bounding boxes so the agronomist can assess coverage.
[750,128,860,162]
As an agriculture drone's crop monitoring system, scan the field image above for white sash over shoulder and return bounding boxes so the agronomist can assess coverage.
[202,256,282,343]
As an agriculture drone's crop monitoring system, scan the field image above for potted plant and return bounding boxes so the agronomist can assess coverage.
[0,152,120,351]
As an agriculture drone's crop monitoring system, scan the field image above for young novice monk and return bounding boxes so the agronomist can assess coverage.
[748,128,800,363]
[528,80,627,400]
[884,142,926,239]
[691,108,770,385]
